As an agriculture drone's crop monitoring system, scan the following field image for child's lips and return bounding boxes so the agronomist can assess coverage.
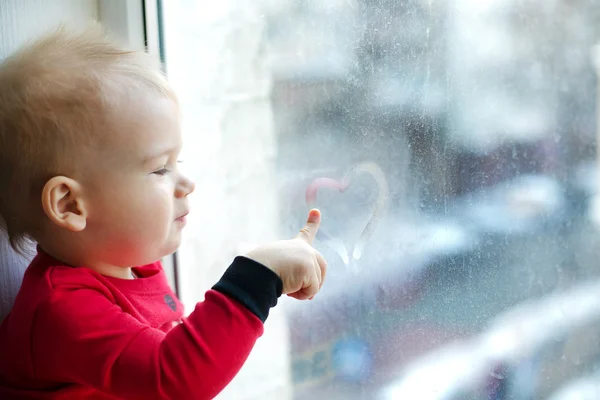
[175,211,189,223]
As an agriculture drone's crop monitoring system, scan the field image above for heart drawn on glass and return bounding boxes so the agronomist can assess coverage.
[305,162,390,269]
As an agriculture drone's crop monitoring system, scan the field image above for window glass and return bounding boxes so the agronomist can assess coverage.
[163,1,600,398]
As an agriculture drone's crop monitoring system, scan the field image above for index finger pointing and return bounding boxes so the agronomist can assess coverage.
[296,209,321,244]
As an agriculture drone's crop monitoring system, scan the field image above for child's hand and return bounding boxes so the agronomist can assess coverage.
[246,209,327,300]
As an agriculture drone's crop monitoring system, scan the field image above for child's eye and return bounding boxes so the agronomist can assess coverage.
[152,161,182,176]
[153,166,171,176]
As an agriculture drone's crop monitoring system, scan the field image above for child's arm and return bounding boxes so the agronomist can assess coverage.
[31,256,277,400]
[29,210,326,400]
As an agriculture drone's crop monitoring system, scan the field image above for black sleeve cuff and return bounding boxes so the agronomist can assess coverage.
[212,256,283,323]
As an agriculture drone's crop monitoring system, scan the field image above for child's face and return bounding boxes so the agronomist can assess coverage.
[80,93,195,267]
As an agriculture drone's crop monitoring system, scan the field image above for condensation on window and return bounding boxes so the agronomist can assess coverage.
[166,0,600,399]
[266,0,600,399]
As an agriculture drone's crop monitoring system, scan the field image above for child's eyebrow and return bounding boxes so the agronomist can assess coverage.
[143,144,183,164]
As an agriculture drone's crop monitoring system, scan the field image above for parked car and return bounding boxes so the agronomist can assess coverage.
[377,278,600,399]
[446,173,567,236]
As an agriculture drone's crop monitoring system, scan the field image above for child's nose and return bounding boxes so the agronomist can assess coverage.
[176,175,195,198]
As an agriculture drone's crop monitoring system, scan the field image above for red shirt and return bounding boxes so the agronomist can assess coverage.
[0,251,282,399]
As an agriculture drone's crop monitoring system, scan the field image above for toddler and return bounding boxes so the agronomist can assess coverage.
[0,26,327,400]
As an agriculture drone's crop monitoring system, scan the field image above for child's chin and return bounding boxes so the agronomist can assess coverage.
[162,238,182,256]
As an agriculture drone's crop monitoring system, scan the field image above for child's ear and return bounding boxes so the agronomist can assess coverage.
[41,176,87,232]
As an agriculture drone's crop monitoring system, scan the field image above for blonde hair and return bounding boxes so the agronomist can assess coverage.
[0,25,175,254]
